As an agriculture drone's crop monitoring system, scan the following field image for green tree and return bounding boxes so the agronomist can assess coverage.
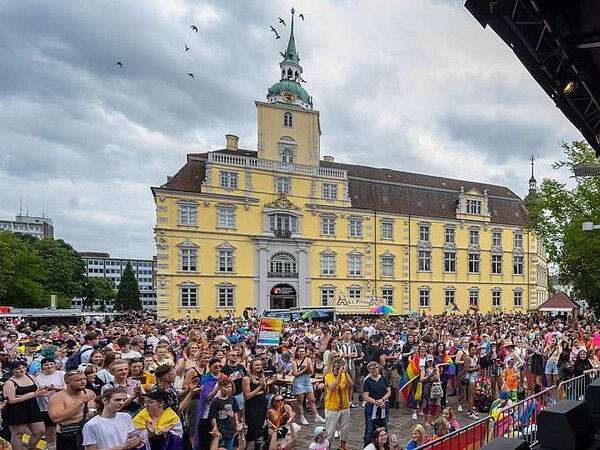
[83,277,116,311]
[32,239,86,305]
[528,141,600,311]
[0,231,48,307]
[114,261,141,311]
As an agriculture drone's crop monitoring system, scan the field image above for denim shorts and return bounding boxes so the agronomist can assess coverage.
[545,361,558,375]
[218,437,234,450]
[234,392,245,410]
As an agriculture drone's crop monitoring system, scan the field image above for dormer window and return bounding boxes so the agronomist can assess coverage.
[283,112,293,128]
[466,199,482,215]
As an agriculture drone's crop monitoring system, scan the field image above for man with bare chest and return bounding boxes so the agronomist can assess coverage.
[48,370,97,450]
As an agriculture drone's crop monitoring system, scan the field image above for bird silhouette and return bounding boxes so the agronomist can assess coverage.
[300,77,306,83]
[279,52,285,57]
[299,13,305,21]
[270,25,280,39]
[187,73,194,78]
[116,61,123,68]
[190,25,198,32]
[278,17,286,26]
[185,45,190,51]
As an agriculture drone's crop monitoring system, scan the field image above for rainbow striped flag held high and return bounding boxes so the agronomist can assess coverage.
[399,353,422,408]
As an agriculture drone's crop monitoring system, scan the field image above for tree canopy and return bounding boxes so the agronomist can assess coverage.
[528,141,600,311]
[114,261,142,311]
[0,231,85,308]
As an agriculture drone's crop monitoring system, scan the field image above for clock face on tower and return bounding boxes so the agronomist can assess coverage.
[282,91,296,103]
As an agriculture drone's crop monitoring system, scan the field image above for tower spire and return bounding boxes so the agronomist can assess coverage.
[283,8,299,64]
[529,155,537,193]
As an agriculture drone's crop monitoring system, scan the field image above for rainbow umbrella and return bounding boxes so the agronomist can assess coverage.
[369,304,397,315]
[301,310,329,319]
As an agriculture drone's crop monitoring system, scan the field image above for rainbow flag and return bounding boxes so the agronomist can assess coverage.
[439,352,456,378]
[399,353,422,408]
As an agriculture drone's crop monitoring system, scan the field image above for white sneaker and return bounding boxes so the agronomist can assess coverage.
[334,431,340,439]
[300,416,309,425]
[457,405,463,412]
[412,412,418,420]
[315,414,326,423]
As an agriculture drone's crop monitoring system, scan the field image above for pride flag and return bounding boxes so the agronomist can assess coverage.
[399,353,422,408]
[439,352,456,378]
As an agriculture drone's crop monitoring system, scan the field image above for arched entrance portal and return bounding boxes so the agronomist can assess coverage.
[270,284,297,310]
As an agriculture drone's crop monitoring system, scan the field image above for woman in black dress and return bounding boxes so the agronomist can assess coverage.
[243,358,271,449]
[3,360,49,450]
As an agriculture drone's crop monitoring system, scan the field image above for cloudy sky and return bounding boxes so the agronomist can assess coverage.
[0,0,581,259]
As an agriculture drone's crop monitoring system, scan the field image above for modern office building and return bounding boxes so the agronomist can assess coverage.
[0,214,54,239]
[71,252,157,311]
[151,10,548,319]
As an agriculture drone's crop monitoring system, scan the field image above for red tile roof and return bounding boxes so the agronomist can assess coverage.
[538,292,580,310]
[155,150,528,225]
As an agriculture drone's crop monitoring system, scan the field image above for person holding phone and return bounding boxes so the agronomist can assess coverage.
[81,387,144,450]
[324,359,353,450]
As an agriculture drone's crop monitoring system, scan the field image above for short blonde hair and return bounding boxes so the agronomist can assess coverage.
[411,424,426,441]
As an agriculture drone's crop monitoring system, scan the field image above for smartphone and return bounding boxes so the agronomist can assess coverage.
[127,430,145,440]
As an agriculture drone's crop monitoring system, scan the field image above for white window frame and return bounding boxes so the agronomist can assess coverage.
[217,206,236,229]
[491,254,503,275]
[269,213,299,233]
[418,249,431,271]
[179,247,198,272]
[348,253,363,276]
[348,218,363,238]
[179,284,198,308]
[380,255,395,277]
[469,289,479,308]
[444,251,456,273]
[219,171,239,189]
[217,248,235,273]
[217,284,235,308]
[381,221,394,240]
[322,183,338,200]
[469,229,480,246]
[320,252,336,276]
[444,289,455,308]
[178,204,197,226]
[466,199,482,215]
[419,289,430,308]
[492,231,502,247]
[445,227,456,244]
[513,290,523,307]
[513,255,524,275]
[348,287,362,302]
[419,225,430,242]
[514,232,524,249]
[468,252,480,273]
[283,111,293,128]
[321,216,336,236]
[275,176,291,195]
[492,289,502,308]
[320,286,335,306]
[269,252,297,277]
[382,287,394,306]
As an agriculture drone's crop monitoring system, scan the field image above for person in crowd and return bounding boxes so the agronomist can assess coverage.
[337,329,361,408]
[266,394,295,443]
[432,417,449,440]
[208,378,242,450]
[362,361,391,447]
[420,354,441,425]
[406,424,429,450]
[84,364,105,395]
[197,357,227,450]
[441,407,460,432]
[243,358,270,450]
[310,426,330,450]
[463,343,480,419]
[324,358,353,450]
[81,387,144,450]
[454,337,470,413]
[101,360,144,416]
[221,347,247,411]
[292,346,325,425]
[97,351,119,384]
[3,360,49,450]
[36,358,66,449]
[116,337,143,361]
[80,333,100,365]
[573,349,597,377]
[380,334,402,409]
[133,389,184,450]
[544,337,561,386]
[363,426,400,450]
[48,369,97,450]
[129,357,156,393]
[183,350,211,445]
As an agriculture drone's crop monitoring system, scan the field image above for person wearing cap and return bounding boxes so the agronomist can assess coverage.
[310,426,330,450]
[132,389,184,448]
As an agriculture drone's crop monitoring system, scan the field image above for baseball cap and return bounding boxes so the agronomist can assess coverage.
[314,426,326,437]
[144,389,169,403]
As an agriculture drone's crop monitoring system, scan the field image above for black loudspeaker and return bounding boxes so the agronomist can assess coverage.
[538,400,596,450]
[480,437,530,450]
[586,378,600,417]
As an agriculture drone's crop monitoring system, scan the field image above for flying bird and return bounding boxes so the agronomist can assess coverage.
[278,17,286,26]
[116,61,123,68]
[299,13,305,21]
[279,52,285,57]
[185,45,190,51]
[270,25,280,39]
[300,77,306,83]
[190,25,198,32]
[187,73,194,78]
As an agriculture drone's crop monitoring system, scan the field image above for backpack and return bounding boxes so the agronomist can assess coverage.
[65,347,93,370]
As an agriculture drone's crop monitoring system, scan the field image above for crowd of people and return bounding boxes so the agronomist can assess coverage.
[0,309,597,450]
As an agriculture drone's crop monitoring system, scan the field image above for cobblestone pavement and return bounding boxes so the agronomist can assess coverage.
[288,395,476,450]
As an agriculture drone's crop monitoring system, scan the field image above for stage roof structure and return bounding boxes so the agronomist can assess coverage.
[465,0,600,156]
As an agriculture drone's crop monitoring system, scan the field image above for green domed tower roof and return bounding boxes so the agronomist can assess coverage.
[266,8,312,109]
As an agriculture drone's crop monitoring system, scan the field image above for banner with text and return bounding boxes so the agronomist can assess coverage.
[257,317,283,347]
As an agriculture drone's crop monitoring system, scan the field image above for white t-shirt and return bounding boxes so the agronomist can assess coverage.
[82,412,138,449]
[36,370,65,411]
[309,440,330,450]
[120,350,143,360]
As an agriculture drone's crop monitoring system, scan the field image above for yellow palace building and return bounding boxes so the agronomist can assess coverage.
[151,11,548,320]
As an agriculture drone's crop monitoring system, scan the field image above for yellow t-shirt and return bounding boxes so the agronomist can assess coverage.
[324,372,349,411]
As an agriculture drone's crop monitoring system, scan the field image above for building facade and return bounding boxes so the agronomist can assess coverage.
[71,252,157,311]
[151,11,548,320]
[0,214,54,239]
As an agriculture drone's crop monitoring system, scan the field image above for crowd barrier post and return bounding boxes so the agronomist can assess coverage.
[557,372,599,401]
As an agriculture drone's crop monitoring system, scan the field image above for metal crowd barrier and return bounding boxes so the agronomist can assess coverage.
[415,385,558,450]
[557,372,599,401]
